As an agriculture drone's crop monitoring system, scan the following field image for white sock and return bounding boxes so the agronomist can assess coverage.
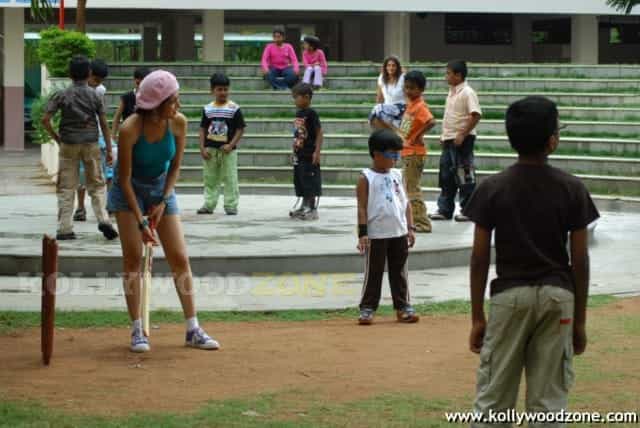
[186,316,199,332]
[132,319,142,332]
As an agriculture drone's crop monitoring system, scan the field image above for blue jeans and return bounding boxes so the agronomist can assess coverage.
[436,135,476,218]
[266,66,298,90]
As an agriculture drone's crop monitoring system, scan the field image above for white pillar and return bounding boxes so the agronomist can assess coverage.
[203,10,224,62]
[3,8,25,151]
[571,15,599,65]
[384,13,410,63]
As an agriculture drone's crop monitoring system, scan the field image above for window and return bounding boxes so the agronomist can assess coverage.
[605,23,640,44]
[445,14,512,45]
[532,19,571,44]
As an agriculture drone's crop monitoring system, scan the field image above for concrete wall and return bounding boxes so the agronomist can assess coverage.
[410,14,535,62]
[2,8,24,151]
[600,44,640,63]
[340,14,385,62]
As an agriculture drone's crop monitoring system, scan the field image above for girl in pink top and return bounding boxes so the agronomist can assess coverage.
[261,28,300,90]
[302,36,328,89]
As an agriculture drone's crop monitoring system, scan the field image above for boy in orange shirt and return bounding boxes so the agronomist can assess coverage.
[399,71,436,233]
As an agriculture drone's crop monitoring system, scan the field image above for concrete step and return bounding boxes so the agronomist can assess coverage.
[105,90,640,108]
[182,149,640,176]
[174,182,640,213]
[179,117,640,138]
[105,75,640,92]
[176,165,640,196]
[107,62,640,79]
[107,103,640,122]
[183,134,640,155]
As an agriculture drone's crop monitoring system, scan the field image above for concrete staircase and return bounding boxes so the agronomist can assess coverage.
[106,62,640,200]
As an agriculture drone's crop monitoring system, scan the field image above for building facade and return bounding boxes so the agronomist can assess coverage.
[1,0,639,150]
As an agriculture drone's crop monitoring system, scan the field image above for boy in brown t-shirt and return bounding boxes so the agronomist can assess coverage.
[398,71,436,233]
[463,96,599,424]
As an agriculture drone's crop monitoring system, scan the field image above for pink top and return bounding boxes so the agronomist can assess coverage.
[261,43,300,74]
[303,49,328,76]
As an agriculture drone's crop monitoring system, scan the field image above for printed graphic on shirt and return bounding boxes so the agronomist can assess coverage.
[379,175,403,203]
[398,114,413,139]
[207,120,229,142]
[293,117,308,151]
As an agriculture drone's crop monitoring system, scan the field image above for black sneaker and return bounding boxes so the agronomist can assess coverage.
[224,208,238,215]
[56,232,77,240]
[98,223,119,240]
[197,206,214,215]
[454,214,471,222]
[73,208,86,222]
[429,212,451,221]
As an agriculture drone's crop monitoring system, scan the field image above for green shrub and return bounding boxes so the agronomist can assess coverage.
[37,27,96,77]
[30,93,60,144]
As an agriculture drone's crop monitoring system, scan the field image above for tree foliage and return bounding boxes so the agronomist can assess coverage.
[37,27,96,77]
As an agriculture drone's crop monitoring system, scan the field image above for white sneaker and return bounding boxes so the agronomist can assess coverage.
[130,328,150,353]
[185,327,220,350]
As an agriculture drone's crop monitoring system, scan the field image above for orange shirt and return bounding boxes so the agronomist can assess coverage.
[399,97,434,157]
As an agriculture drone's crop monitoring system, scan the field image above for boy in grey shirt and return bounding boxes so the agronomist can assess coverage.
[42,55,118,240]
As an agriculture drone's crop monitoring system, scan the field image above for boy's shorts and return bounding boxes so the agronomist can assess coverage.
[293,159,322,198]
[107,168,179,216]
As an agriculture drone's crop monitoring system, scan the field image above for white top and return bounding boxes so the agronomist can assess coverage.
[441,81,482,141]
[94,84,107,138]
[362,168,408,239]
[377,73,406,105]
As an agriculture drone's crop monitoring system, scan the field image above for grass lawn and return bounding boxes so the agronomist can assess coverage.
[3,295,639,427]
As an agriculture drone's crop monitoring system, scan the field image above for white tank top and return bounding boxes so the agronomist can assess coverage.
[362,168,408,239]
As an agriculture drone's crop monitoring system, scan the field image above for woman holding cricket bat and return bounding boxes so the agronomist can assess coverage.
[107,70,219,353]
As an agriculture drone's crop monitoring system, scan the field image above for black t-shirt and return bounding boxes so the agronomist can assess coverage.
[293,108,321,160]
[199,101,246,149]
[121,90,136,121]
[463,163,600,296]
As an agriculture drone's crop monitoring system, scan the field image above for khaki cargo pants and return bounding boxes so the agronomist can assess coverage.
[472,286,575,428]
[57,142,109,234]
[402,154,431,232]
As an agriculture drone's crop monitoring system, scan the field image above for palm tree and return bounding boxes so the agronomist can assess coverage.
[606,0,640,13]
[30,0,88,33]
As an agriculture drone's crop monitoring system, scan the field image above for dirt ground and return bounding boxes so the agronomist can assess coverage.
[0,298,638,416]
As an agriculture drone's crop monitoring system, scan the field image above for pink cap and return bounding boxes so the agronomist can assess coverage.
[135,70,180,110]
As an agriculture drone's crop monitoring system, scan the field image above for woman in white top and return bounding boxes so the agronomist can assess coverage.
[369,56,406,130]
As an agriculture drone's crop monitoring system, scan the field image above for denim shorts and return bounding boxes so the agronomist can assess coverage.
[107,169,179,216]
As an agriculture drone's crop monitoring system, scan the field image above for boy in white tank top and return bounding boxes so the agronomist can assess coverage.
[356,129,420,325]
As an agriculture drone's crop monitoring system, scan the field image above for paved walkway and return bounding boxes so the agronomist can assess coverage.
[0,206,638,311]
[0,149,638,310]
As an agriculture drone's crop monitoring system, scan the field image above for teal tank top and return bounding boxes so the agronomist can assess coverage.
[132,123,176,178]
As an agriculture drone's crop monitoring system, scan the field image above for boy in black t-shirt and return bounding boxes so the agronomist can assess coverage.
[290,83,323,220]
[463,96,599,424]
[197,73,246,215]
[111,67,151,141]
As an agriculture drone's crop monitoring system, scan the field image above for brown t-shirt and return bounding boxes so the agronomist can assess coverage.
[45,80,104,145]
[463,163,600,296]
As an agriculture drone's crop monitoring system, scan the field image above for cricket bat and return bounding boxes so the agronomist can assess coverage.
[140,218,155,338]
[141,241,152,337]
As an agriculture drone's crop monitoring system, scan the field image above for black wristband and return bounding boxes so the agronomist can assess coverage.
[409,225,417,232]
[358,224,368,238]
[138,218,149,231]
